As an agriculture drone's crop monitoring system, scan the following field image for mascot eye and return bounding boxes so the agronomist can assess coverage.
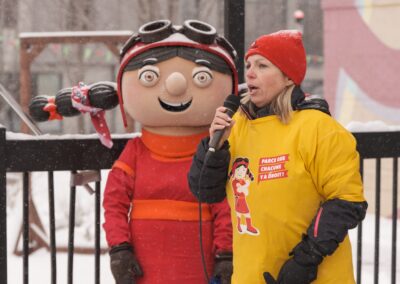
[138,66,160,87]
[192,67,213,88]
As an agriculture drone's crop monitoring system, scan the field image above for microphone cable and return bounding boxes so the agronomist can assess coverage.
[198,151,213,283]
[197,94,240,284]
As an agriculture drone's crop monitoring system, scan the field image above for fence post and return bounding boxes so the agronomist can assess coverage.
[0,126,7,284]
[224,0,245,83]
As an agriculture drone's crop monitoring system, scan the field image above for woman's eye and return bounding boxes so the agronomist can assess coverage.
[193,69,213,88]
[138,66,160,87]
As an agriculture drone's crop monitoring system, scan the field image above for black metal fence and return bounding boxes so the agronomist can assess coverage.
[355,132,399,284]
[0,128,399,284]
[0,127,128,284]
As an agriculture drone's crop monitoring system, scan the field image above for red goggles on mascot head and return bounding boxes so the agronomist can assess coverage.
[117,19,239,127]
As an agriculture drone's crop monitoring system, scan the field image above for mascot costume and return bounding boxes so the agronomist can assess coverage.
[30,19,238,284]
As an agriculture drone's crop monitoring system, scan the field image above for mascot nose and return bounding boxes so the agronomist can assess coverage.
[165,72,187,96]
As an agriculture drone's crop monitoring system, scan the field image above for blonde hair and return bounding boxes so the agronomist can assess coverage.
[240,84,295,124]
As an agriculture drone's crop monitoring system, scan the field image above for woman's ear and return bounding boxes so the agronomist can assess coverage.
[285,77,294,86]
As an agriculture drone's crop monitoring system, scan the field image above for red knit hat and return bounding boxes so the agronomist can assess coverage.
[245,30,306,85]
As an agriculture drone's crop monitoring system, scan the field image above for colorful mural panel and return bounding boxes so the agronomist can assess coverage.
[322,0,400,125]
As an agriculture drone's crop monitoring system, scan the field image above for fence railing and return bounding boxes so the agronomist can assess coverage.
[0,127,399,284]
[0,127,129,284]
[355,131,399,284]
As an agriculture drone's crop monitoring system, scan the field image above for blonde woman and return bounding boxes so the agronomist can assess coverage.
[189,30,367,284]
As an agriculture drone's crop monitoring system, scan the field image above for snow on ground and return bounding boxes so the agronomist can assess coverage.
[348,214,399,284]
[7,251,114,284]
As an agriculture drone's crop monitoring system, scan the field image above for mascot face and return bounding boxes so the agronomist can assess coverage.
[117,20,238,134]
[122,56,232,129]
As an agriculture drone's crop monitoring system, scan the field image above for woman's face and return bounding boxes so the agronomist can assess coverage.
[245,54,291,108]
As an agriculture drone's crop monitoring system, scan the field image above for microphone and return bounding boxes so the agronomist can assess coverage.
[208,94,241,152]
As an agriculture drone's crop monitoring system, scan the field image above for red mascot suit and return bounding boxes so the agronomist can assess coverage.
[103,20,238,284]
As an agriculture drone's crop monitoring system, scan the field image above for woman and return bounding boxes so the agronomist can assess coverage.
[189,30,367,284]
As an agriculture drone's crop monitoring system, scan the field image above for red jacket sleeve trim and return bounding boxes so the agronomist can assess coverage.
[113,160,135,177]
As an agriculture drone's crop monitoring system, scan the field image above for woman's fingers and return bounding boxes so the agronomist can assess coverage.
[210,117,231,136]
[214,107,233,122]
[209,106,236,148]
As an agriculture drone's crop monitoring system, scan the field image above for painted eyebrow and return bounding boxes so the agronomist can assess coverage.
[195,59,211,68]
[141,57,158,67]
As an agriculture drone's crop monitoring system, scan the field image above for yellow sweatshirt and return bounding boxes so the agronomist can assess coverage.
[226,109,365,284]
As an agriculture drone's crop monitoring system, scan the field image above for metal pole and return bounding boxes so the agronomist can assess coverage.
[48,171,57,284]
[0,127,7,284]
[23,172,30,284]
[0,84,42,135]
[392,158,398,284]
[356,158,363,284]
[67,171,77,284]
[374,159,381,284]
[95,180,101,284]
[224,0,245,83]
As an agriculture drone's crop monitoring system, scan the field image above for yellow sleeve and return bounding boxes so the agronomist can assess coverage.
[307,123,366,202]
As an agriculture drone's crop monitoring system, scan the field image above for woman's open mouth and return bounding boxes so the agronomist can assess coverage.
[158,97,192,112]
[248,85,259,95]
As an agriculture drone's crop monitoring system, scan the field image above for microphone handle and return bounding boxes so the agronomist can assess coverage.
[208,108,235,151]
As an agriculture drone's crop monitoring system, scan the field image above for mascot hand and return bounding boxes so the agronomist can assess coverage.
[213,251,233,284]
[110,242,143,284]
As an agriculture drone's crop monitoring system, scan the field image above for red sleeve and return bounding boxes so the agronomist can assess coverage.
[102,139,137,247]
[209,198,233,255]
[103,168,134,247]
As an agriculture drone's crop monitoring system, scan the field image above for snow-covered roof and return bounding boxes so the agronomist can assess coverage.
[19,30,133,39]
[6,131,140,140]
[346,120,400,132]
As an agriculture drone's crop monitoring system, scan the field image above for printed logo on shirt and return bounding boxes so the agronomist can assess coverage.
[258,154,289,182]
[229,157,260,236]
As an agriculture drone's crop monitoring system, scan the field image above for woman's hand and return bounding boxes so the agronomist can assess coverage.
[209,106,235,149]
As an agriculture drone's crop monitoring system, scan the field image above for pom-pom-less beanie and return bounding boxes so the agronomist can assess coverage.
[245,30,306,85]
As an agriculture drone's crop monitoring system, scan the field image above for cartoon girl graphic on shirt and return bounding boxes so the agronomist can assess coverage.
[229,157,259,235]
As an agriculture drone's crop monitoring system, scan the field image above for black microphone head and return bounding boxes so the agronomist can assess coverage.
[223,94,241,113]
